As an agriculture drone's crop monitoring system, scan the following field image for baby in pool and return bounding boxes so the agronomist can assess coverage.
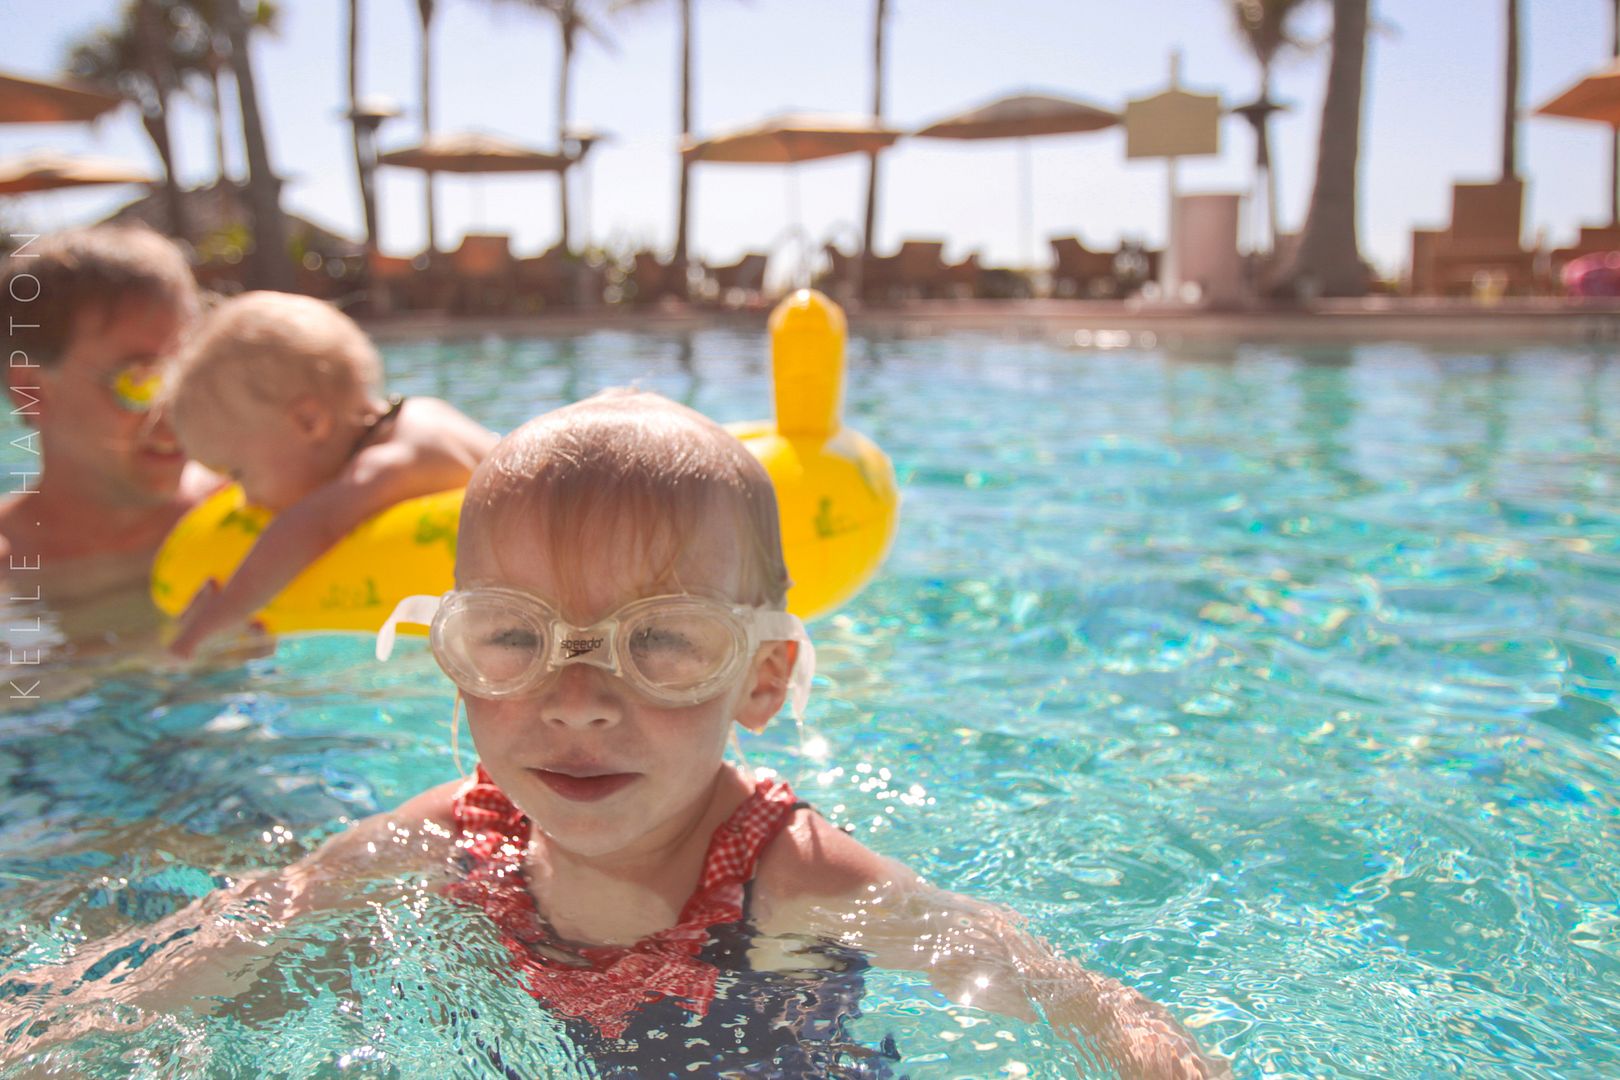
[163,290,498,658]
[10,390,1226,1078]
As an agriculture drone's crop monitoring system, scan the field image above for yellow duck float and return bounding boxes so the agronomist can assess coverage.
[151,289,898,632]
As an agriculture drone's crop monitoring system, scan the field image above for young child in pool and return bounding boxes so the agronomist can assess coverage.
[162,291,498,658]
[7,391,1226,1078]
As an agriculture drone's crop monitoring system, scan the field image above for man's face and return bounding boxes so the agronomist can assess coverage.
[29,295,193,507]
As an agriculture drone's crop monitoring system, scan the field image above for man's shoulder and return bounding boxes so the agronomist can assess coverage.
[0,493,37,567]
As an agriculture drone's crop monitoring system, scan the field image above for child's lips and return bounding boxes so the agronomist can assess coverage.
[530,767,639,803]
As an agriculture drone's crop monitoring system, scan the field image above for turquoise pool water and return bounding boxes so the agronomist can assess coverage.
[3,330,1620,1078]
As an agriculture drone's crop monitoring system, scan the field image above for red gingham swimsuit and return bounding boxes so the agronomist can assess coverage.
[446,764,801,1039]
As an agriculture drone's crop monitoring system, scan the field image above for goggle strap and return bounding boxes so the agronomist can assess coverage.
[787,635,815,721]
[754,611,815,722]
[376,594,444,661]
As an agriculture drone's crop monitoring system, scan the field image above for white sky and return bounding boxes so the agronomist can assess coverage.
[1,0,1614,280]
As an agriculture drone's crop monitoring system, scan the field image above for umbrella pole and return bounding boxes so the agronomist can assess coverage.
[579,158,592,251]
[1019,139,1034,271]
[1163,154,1181,300]
[787,167,810,289]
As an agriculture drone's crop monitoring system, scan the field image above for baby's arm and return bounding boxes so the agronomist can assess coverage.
[168,445,466,658]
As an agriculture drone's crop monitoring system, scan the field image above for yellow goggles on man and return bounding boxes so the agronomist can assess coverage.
[106,364,165,412]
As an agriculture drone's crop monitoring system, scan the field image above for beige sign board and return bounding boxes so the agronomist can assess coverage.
[1124,88,1221,159]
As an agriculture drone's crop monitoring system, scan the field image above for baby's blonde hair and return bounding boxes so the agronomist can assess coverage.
[466,389,792,609]
[166,291,382,427]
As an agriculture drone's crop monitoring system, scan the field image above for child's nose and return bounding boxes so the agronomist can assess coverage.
[540,663,624,728]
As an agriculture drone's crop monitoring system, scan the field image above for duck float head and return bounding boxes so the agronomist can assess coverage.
[727,289,900,620]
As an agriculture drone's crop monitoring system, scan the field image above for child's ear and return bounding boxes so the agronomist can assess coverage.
[735,640,798,733]
[288,395,333,442]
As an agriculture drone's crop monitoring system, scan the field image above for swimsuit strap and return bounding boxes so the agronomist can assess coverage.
[446,763,803,1038]
[346,393,406,460]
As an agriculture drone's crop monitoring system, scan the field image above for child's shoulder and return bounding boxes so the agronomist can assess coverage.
[311,778,464,870]
[751,795,920,929]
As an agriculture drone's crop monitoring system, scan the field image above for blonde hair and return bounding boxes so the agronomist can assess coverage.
[466,389,791,608]
[166,291,382,427]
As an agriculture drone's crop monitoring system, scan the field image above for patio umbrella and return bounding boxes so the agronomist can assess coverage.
[0,150,152,195]
[682,112,902,165]
[683,113,904,281]
[1534,59,1620,225]
[379,131,573,173]
[379,131,572,242]
[0,71,122,125]
[913,91,1120,267]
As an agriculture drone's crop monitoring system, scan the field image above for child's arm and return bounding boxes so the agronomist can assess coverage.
[758,820,1228,1080]
[0,782,461,1062]
[168,445,464,658]
[826,883,1226,1079]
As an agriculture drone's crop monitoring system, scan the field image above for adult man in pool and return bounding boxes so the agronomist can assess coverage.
[0,227,219,657]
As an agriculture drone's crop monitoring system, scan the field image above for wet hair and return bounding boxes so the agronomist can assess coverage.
[466,389,792,609]
[0,226,197,367]
[166,290,382,427]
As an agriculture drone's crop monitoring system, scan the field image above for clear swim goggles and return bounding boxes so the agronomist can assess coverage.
[376,588,815,719]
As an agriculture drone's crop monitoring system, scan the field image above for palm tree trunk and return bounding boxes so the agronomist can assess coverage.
[557,23,574,254]
[1500,0,1519,181]
[208,61,232,186]
[419,1,438,253]
[860,0,889,294]
[1274,0,1369,298]
[136,0,188,242]
[672,0,692,272]
[348,0,380,254]
[222,0,292,291]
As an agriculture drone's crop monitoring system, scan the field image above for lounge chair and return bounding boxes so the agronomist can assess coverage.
[1408,180,1540,297]
[365,249,453,313]
[627,251,681,303]
[894,239,950,299]
[448,233,516,314]
[1048,236,1114,298]
[707,252,768,307]
[515,244,585,310]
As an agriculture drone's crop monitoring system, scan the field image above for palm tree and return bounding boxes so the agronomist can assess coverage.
[1500,0,1519,181]
[860,0,890,281]
[616,0,698,268]
[171,0,281,187]
[217,0,291,290]
[67,1,190,241]
[417,0,439,252]
[487,0,611,254]
[1228,0,1311,255]
[345,0,381,255]
[1273,0,1370,298]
